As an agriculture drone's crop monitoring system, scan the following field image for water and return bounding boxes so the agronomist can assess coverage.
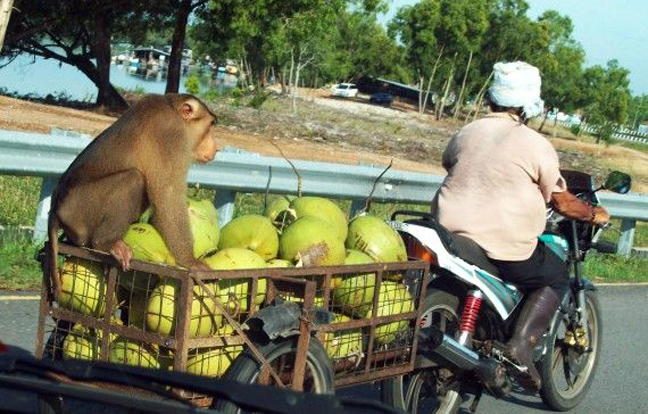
[0,54,225,101]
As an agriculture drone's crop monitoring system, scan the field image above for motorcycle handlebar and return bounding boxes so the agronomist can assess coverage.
[590,240,618,254]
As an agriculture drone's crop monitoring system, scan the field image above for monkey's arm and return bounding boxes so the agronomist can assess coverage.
[147,178,205,269]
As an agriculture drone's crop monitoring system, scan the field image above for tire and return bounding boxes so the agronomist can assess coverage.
[213,336,334,414]
[382,289,462,414]
[538,290,602,411]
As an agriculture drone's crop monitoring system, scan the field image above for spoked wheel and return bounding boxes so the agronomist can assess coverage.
[539,290,602,411]
[213,336,334,414]
[382,290,462,414]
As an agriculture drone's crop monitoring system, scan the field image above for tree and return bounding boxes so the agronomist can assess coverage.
[535,10,584,132]
[629,94,648,130]
[389,0,442,113]
[2,0,139,109]
[165,0,207,94]
[579,60,632,143]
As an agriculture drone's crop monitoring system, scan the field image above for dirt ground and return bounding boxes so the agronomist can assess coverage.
[2,92,647,191]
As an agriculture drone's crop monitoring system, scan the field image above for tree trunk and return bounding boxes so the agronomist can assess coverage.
[469,71,493,123]
[422,46,444,115]
[292,65,300,114]
[0,0,14,52]
[538,110,549,133]
[166,0,192,94]
[280,66,287,94]
[418,75,423,114]
[452,50,473,122]
[91,11,127,109]
[288,49,295,95]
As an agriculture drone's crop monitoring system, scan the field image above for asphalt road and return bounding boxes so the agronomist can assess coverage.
[1,286,646,414]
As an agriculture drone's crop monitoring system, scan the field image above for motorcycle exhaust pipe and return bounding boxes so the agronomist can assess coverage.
[419,327,508,390]
[420,326,480,370]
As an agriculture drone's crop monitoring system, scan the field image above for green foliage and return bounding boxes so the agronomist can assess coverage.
[0,176,41,227]
[184,75,201,95]
[247,89,271,110]
[628,94,648,129]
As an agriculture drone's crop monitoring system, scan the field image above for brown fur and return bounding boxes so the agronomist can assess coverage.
[47,94,217,296]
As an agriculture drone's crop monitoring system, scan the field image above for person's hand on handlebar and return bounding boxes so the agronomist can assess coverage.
[592,205,610,226]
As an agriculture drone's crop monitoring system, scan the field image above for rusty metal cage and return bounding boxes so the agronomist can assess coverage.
[36,242,429,405]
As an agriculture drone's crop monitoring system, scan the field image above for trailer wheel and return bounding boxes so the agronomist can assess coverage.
[212,336,334,414]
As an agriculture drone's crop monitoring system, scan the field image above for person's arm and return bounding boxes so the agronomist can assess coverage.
[550,191,610,225]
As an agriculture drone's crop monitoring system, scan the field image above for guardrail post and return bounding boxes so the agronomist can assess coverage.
[33,176,57,243]
[618,219,636,256]
[215,190,236,228]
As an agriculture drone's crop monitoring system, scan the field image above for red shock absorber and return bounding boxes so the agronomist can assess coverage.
[459,291,483,339]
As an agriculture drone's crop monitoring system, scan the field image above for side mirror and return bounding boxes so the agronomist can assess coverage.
[603,171,632,194]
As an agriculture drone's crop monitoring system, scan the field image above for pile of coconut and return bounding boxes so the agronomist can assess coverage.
[56,196,414,376]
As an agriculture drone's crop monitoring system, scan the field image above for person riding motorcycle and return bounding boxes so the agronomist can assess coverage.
[431,61,610,392]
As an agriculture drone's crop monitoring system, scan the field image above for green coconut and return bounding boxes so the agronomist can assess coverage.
[62,324,97,361]
[346,215,407,263]
[109,337,160,369]
[264,195,294,222]
[279,197,348,241]
[334,249,376,289]
[218,214,279,260]
[266,258,293,268]
[186,345,243,376]
[323,314,364,359]
[366,282,415,346]
[203,248,268,314]
[146,280,221,338]
[188,198,220,259]
[279,216,346,266]
[57,259,108,317]
[332,273,376,317]
[123,223,176,265]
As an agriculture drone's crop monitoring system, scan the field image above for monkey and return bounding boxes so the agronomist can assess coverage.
[47,93,218,297]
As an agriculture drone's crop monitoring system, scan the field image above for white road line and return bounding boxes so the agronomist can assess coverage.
[0,295,40,300]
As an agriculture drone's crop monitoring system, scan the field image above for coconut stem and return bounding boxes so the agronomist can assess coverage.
[361,160,393,215]
[270,141,303,197]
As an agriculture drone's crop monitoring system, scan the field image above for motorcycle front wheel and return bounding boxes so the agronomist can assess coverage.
[381,289,462,414]
[538,289,602,411]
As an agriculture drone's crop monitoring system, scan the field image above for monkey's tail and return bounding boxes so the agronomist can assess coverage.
[46,214,62,304]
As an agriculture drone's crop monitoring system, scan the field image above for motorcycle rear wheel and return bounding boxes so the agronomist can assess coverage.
[381,289,462,414]
[538,290,602,411]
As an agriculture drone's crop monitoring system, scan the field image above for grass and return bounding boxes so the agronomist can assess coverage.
[0,176,42,226]
[583,251,648,283]
[0,240,43,290]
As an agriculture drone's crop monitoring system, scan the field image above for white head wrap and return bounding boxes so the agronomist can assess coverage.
[489,61,544,119]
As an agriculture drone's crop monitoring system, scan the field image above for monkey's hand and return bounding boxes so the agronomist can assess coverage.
[110,240,134,271]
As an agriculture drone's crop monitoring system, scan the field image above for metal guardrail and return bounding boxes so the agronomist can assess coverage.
[0,129,646,255]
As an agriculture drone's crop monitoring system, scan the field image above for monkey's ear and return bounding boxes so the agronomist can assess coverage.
[181,99,200,120]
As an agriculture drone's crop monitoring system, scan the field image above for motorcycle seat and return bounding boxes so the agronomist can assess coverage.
[405,218,500,276]
[451,233,500,276]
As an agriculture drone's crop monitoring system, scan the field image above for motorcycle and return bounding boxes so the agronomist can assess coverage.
[380,170,632,413]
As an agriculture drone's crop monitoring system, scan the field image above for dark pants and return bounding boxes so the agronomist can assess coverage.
[490,242,569,297]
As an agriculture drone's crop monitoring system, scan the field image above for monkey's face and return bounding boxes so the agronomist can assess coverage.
[195,121,218,164]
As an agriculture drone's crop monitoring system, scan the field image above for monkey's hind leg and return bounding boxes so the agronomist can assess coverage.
[87,169,147,270]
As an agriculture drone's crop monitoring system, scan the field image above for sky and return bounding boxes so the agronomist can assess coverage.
[379,0,648,95]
